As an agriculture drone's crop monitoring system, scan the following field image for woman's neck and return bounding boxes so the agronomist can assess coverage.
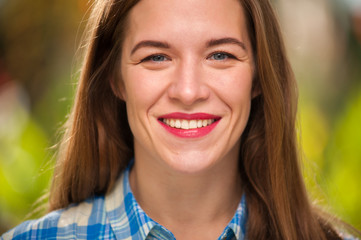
[129,154,242,239]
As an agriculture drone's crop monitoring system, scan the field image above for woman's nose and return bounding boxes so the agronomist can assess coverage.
[167,60,210,106]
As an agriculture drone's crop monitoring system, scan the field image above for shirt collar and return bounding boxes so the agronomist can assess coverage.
[105,163,247,240]
[223,194,248,240]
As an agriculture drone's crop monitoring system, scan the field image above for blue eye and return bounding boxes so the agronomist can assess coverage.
[211,53,228,60]
[150,55,166,62]
[209,52,237,61]
[141,54,169,63]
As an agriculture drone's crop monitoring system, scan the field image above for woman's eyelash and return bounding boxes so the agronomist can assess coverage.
[138,52,237,64]
[139,54,170,63]
[208,52,237,60]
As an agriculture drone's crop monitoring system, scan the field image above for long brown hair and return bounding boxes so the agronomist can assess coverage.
[49,0,359,239]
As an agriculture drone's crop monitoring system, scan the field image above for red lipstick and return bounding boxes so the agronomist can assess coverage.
[158,112,221,138]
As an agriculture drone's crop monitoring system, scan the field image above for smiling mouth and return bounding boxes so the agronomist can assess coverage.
[158,113,221,138]
[161,118,217,130]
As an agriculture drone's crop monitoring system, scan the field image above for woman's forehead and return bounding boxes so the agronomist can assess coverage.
[124,0,250,50]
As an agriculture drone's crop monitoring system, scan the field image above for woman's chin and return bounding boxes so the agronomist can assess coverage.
[162,152,219,175]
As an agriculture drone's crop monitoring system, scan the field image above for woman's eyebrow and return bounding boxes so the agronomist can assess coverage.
[130,38,246,56]
[206,37,246,51]
[131,40,170,55]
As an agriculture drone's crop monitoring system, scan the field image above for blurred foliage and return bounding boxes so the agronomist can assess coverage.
[0,0,87,234]
[300,88,361,229]
[323,90,361,227]
[0,0,360,235]
[0,110,52,232]
[279,0,361,230]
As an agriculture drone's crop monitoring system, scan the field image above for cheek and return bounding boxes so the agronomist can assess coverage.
[212,68,253,107]
[225,70,253,137]
[123,69,164,108]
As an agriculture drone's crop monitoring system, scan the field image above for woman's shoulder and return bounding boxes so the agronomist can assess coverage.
[1,195,114,240]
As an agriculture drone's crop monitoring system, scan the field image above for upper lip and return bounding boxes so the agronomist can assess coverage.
[158,112,221,120]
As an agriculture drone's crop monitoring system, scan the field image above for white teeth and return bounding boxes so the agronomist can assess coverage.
[170,119,175,127]
[202,120,208,127]
[181,120,189,129]
[163,118,216,129]
[189,120,197,129]
[175,119,181,128]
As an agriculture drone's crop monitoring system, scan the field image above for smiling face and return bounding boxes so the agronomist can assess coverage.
[118,0,254,174]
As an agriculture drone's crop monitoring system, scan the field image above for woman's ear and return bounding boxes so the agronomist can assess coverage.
[251,85,261,99]
[110,76,127,101]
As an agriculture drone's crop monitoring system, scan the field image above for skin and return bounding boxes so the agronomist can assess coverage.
[117,0,254,239]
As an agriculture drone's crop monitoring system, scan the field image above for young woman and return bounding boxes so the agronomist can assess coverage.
[2,0,360,239]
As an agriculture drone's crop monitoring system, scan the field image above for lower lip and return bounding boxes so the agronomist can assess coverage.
[159,120,220,138]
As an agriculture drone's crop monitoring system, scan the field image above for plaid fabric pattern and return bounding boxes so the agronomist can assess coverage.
[2,166,248,240]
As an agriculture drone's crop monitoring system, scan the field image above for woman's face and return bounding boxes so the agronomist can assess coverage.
[119,0,254,174]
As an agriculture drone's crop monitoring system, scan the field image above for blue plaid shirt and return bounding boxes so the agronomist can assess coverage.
[2,166,248,239]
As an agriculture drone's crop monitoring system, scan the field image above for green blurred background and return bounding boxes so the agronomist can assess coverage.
[0,0,360,234]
